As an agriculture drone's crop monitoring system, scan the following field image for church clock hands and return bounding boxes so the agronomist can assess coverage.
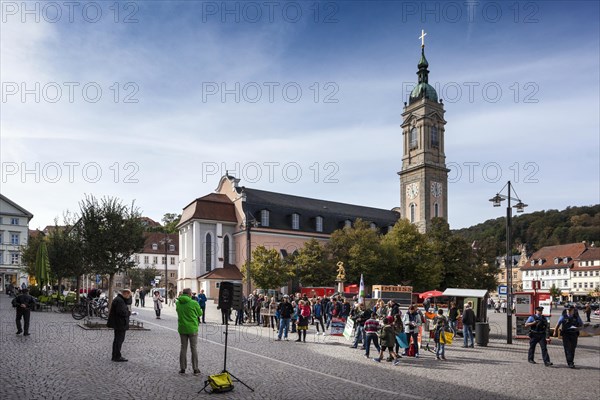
[406,183,419,199]
[431,182,442,198]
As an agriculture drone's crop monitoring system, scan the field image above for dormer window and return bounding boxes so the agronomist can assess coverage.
[344,219,352,228]
[530,260,536,266]
[152,243,158,250]
[291,213,300,230]
[260,210,270,227]
[563,257,569,264]
[554,257,559,265]
[315,216,323,232]
[169,244,175,252]
[370,222,377,230]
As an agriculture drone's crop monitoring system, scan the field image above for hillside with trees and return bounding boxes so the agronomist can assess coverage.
[453,205,600,254]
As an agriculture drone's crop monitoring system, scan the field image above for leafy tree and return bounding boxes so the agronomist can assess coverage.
[549,284,561,301]
[20,231,45,278]
[46,223,84,294]
[77,195,145,305]
[454,205,600,253]
[128,266,159,290]
[426,219,500,291]
[380,219,436,291]
[244,245,293,291]
[326,219,385,285]
[162,213,181,234]
[293,239,336,287]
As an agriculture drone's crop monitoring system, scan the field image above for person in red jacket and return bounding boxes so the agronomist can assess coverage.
[295,300,311,342]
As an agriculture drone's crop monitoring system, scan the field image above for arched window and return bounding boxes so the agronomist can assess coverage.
[410,203,416,223]
[434,203,439,218]
[224,235,230,266]
[292,213,300,230]
[205,233,212,272]
[409,127,418,149]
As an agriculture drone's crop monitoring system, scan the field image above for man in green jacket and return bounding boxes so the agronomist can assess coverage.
[176,288,203,375]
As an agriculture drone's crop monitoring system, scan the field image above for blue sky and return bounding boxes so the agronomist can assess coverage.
[1,0,599,230]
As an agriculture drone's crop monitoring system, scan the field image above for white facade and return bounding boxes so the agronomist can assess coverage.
[178,219,237,295]
[522,261,571,292]
[0,194,33,291]
[570,258,600,298]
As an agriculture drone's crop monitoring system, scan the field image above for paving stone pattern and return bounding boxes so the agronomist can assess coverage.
[1,296,599,400]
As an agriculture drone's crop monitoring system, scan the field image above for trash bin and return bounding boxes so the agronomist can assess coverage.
[476,322,489,346]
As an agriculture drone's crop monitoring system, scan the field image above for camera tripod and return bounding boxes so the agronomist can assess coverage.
[199,308,254,393]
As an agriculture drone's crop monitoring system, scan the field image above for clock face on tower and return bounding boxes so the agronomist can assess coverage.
[406,182,419,199]
[431,182,442,198]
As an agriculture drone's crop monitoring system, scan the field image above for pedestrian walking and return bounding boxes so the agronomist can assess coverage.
[107,289,132,362]
[176,288,202,375]
[14,288,36,336]
[153,290,164,319]
[554,305,583,368]
[584,303,592,323]
[133,289,140,307]
[363,313,381,358]
[139,288,146,308]
[461,302,476,348]
[525,306,552,366]
[197,289,207,322]
[168,288,176,307]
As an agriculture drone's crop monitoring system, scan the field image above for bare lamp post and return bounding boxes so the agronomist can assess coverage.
[244,210,258,296]
[160,233,173,299]
[490,180,527,344]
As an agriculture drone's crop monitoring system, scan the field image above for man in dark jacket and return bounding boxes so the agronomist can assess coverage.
[462,302,476,348]
[15,288,36,336]
[276,296,295,340]
[107,289,132,362]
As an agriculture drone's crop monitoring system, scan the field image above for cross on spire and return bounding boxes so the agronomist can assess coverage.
[419,29,427,47]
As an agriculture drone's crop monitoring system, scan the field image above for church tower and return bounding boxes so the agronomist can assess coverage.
[398,31,449,233]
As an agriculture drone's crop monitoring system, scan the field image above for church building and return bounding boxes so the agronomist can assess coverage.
[177,33,448,296]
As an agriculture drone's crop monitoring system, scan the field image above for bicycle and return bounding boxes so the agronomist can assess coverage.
[72,297,109,320]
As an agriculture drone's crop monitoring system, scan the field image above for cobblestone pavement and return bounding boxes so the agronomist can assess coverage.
[1,295,599,400]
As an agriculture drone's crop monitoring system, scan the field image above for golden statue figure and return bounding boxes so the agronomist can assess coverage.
[336,261,346,281]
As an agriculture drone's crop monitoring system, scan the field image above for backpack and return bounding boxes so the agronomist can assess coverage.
[201,372,234,393]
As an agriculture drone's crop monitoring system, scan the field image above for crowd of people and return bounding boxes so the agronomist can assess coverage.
[9,284,590,373]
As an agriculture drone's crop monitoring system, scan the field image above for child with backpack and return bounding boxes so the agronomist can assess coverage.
[433,309,448,360]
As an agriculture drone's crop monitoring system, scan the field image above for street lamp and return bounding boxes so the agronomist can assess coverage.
[243,210,259,296]
[160,233,173,299]
[489,180,527,344]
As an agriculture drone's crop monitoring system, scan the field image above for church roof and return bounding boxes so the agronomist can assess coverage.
[178,193,237,227]
[198,265,243,280]
[242,188,399,234]
[409,46,438,104]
